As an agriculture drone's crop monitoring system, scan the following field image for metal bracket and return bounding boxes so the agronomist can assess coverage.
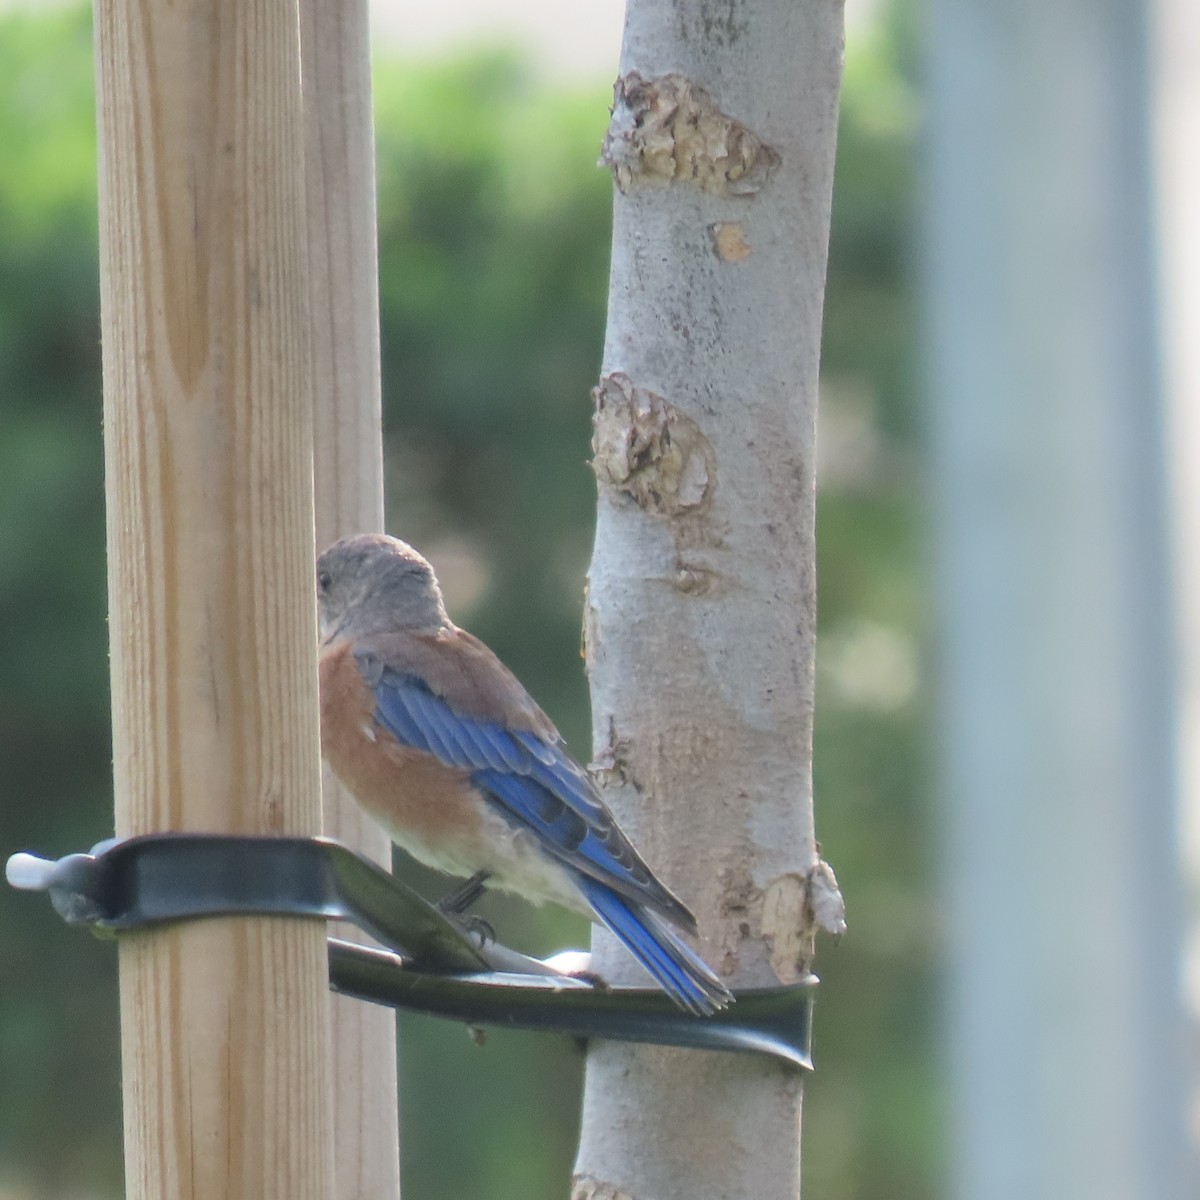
[7,834,815,1069]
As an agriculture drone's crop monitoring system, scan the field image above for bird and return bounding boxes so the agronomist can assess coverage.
[316,532,732,1015]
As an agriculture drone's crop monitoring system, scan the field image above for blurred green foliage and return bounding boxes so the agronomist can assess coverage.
[0,6,934,1199]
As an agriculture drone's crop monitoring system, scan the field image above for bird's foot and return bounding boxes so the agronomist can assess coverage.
[436,870,491,916]
[453,914,496,948]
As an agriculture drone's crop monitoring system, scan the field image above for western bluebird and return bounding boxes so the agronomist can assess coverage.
[317,533,732,1015]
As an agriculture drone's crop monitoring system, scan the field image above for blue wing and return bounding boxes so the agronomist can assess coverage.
[576,877,733,1015]
[366,662,695,930]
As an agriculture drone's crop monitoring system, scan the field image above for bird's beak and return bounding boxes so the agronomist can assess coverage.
[317,607,332,644]
[318,611,345,648]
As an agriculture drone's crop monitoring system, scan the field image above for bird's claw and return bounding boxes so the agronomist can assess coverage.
[435,870,492,916]
[454,914,495,948]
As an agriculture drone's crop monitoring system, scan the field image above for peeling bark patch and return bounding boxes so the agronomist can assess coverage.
[710,221,752,262]
[762,873,810,984]
[807,858,847,938]
[718,859,847,982]
[572,1176,637,1200]
[602,72,780,196]
[592,373,716,516]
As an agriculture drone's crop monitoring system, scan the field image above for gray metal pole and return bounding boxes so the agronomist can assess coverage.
[924,1,1193,1196]
[1152,0,1200,1166]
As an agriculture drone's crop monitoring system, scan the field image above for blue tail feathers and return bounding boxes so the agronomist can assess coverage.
[577,877,733,1016]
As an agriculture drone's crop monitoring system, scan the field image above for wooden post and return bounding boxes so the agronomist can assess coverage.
[299,0,401,1196]
[95,0,335,1196]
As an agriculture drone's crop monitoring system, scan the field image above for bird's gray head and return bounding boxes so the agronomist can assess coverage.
[317,533,450,644]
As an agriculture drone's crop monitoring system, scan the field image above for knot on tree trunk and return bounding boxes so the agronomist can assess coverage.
[591,372,715,517]
[601,72,780,196]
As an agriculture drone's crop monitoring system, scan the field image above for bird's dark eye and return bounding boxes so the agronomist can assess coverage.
[317,570,332,593]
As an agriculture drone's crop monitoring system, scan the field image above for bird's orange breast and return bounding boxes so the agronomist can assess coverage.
[318,640,483,849]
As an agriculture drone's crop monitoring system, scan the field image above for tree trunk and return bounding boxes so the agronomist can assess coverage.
[573,2,845,1197]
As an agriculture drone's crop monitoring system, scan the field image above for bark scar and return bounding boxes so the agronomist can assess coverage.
[572,1176,637,1200]
[720,859,847,983]
[710,220,752,262]
[590,715,634,787]
[602,72,781,196]
[672,559,717,595]
[761,873,810,984]
[591,372,715,517]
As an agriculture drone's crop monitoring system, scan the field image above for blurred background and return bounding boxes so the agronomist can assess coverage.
[1,0,1195,1197]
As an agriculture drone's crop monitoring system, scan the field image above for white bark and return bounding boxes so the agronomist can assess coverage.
[574,2,844,1198]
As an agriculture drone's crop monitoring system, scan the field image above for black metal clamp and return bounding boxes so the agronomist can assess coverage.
[6,834,815,1068]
